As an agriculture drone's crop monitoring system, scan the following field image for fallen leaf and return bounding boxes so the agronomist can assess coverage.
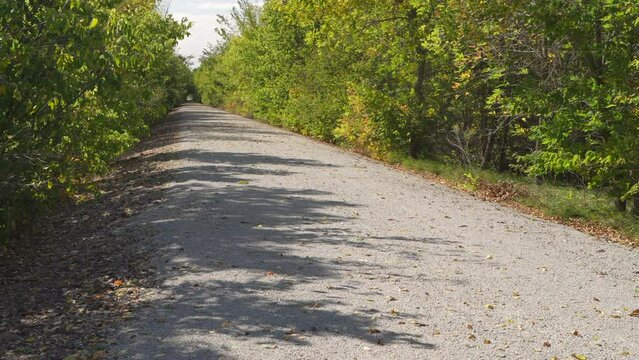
[63,355,83,360]
[368,328,381,334]
[376,339,385,346]
[572,330,580,336]
[483,339,491,344]
[468,334,476,340]
[572,354,587,360]
[113,279,124,287]
[485,304,496,310]
[90,350,107,360]
[238,180,250,185]
[543,341,551,347]
[387,296,398,302]
[629,309,639,317]
[264,271,276,276]
[389,309,399,316]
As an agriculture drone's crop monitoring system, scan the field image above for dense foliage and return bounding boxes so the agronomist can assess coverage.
[0,0,193,241]
[195,0,639,213]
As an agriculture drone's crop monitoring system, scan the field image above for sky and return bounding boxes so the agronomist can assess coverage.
[167,0,261,68]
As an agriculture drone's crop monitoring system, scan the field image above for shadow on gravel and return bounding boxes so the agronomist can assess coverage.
[113,106,436,358]
[0,110,184,359]
[145,149,337,169]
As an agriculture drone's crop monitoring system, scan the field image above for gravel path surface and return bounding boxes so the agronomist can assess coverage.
[112,104,639,359]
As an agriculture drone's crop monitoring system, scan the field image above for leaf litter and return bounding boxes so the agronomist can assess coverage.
[0,121,178,359]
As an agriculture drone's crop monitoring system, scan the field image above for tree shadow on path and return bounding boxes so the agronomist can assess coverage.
[114,105,437,359]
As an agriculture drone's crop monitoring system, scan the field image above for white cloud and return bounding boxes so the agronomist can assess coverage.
[168,0,262,67]
[195,2,238,10]
[174,13,223,66]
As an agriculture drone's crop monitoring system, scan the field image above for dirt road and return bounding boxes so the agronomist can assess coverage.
[111,104,638,359]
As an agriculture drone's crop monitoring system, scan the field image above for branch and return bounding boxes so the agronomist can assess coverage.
[366,16,408,26]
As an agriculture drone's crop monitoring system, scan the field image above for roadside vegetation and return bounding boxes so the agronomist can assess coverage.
[0,0,194,243]
[194,0,639,245]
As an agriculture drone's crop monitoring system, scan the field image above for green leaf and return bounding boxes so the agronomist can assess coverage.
[89,17,99,29]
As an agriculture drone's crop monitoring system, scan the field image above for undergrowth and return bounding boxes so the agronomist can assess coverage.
[387,153,639,246]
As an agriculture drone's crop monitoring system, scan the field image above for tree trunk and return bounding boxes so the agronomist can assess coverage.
[481,132,493,169]
[407,7,431,159]
[615,198,627,212]
[497,121,511,172]
[409,54,428,159]
[631,196,639,216]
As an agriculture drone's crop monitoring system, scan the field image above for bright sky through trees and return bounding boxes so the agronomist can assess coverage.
[168,0,262,66]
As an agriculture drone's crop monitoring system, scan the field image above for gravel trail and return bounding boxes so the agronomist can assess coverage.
[112,104,639,359]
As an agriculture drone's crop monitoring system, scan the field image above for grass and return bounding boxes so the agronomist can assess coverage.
[385,152,639,246]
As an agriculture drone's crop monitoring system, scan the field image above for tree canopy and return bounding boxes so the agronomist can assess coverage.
[195,0,639,211]
[1,0,194,241]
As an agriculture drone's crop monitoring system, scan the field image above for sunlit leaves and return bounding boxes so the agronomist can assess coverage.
[195,0,639,207]
[88,17,99,29]
[0,0,192,242]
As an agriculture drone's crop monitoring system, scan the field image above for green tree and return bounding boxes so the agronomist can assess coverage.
[0,0,191,241]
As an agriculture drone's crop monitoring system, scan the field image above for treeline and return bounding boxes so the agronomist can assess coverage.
[195,0,639,213]
[0,0,194,242]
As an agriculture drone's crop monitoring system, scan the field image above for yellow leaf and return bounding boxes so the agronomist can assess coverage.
[89,17,99,29]
[573,354,588,360]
